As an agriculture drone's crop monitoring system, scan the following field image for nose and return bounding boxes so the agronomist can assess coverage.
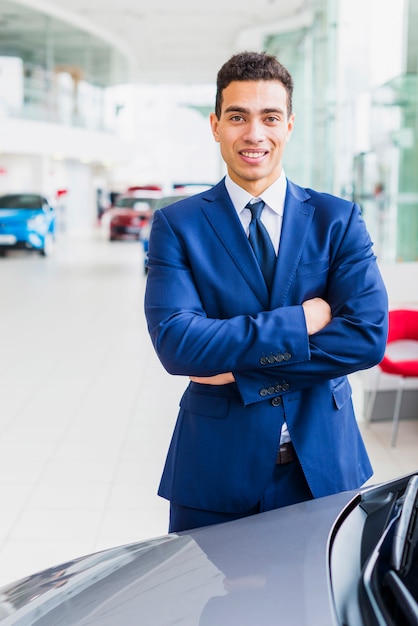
[243,119,265,143]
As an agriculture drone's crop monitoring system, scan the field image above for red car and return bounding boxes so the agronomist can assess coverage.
[102,190,162,241]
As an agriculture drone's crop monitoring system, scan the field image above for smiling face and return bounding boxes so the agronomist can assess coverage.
[210,80,295,197]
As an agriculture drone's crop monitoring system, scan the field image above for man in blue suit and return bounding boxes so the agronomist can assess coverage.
[144,51,388,532]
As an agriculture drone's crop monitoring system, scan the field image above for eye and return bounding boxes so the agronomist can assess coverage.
[230,115,245,122]
[265,116,280,124]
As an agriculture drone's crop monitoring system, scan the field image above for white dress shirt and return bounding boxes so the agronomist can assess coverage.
[225,173,291,444]
[225,171,287,253]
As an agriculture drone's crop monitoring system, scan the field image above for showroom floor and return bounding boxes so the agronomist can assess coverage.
[0,230,416,588]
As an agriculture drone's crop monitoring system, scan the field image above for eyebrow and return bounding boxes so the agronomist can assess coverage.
[223,106,285,115]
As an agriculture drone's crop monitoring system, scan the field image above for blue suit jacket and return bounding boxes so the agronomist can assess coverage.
[144,179,388,514]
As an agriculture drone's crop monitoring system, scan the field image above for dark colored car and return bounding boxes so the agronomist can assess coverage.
[102,191,162,241]
[0,193,56,256]
[0,472,416,625]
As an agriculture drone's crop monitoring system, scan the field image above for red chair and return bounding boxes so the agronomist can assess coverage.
[368,309,418,446]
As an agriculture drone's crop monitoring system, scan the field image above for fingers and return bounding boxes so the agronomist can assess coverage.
[302,297,332,335]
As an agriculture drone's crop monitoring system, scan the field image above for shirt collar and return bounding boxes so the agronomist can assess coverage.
[225,171,287,217]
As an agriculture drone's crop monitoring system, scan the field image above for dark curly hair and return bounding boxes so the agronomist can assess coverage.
[215,51,294,119]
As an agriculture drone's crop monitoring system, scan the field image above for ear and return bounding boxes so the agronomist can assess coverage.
[210,112,220,142]
[286,113,295,141]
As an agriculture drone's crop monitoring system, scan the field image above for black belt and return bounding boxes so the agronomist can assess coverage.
[276,442,295,465]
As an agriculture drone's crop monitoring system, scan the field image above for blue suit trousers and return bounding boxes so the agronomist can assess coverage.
[169,457,313,533]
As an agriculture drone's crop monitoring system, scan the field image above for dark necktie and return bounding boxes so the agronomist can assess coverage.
[247,199,276,290]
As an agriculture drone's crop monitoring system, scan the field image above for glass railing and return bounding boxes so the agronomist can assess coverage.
[0,62,116,132]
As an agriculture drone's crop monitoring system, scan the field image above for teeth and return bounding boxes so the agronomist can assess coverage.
[241,151,265,158]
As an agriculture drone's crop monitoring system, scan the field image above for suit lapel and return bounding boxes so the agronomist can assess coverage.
[201,181,270,307]
[270,181,315,307]
[199,180,315,310]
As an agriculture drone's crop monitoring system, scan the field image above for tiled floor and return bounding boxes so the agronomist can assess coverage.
[0,230,417,588]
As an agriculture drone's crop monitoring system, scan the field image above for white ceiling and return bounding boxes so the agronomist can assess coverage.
[5,0,309,84]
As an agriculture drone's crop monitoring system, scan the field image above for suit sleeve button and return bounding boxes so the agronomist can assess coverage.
[281,383,290,391]
[283,352,292,361]
[260,357,268,365]
[260,388,268,396]
[272,397,282,406]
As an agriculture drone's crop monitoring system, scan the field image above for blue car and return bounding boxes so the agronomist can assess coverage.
[0,193,56,256]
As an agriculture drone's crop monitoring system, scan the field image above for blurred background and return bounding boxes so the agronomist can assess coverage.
[0,0,417,587]
[0,0,417,264]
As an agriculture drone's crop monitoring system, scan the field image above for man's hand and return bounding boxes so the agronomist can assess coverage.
[302,297,332,335]
[190,372,235,385]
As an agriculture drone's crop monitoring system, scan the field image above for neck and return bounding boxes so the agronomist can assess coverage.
[228,171,283,198]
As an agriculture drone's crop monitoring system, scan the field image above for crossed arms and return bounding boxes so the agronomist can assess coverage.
[145,203,388,405]
[190,297,332,385]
